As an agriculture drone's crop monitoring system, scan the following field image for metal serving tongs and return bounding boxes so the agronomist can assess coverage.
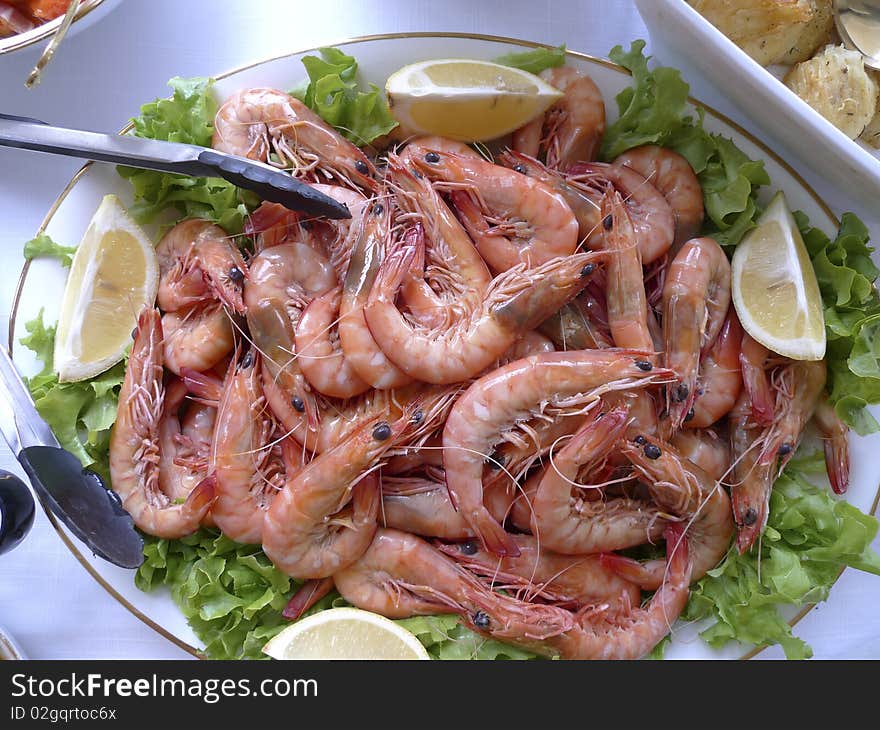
[0,345,145,568]
[0,113,352,220]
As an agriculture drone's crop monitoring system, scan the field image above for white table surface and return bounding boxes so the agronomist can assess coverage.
[0,0,878,660]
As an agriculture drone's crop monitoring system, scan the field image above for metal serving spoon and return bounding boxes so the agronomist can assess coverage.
[834,0,880,70]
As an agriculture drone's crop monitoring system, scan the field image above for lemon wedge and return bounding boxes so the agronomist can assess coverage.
[262,607,430,660]
[385,58,562,141]
[731,191,826,360]
[54,194,159,382]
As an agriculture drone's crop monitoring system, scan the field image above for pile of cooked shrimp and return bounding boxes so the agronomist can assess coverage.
[109,66,850,659]
[0,0,69,38]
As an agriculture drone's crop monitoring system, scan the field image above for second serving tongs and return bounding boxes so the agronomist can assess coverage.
[0,113,351,220]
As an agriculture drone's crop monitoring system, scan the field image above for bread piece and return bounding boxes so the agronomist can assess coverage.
[784,44,878,139]
[690,0,817,66]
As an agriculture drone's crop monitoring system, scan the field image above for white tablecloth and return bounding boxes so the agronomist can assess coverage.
[1,0,878,660]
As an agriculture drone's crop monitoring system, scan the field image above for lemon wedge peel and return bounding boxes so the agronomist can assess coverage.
[262,607,430,660]
[731,191,826,361]
[54,194,159,383]
[385,58,562,142]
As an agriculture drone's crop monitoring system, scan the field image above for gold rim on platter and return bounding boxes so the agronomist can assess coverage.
[0,0,108,55]
[8,31,877,661]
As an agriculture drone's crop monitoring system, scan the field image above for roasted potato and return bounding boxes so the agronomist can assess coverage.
[777,0,834,65]
[784,44,878,139]
[860,72,880,148]
[690,0,832,66]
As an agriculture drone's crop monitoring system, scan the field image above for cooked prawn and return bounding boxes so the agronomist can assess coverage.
[511,66,606,168]
[364,248,604,385]
[531,406,666,554]
[612,145,704,249]
[662,236,731,430]
[333,528,575,651]
[439,533,641,612]
[443,350,674,556]
[156,219,247,314]
[212,88,378,192]
[411,149,579,273]
[109,309,214,539]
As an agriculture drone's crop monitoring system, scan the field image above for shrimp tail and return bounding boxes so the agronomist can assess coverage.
[180,367,225,404]
[352,474,382,525]
[282,578,336,620]
[740,337,774,427]
[814,399,850,494]
[470,508,521,557]
[824,439,849,495]
[663,522,690,576]
[367,231,418,307]
[184,474,216,518]
[598,553,663,591]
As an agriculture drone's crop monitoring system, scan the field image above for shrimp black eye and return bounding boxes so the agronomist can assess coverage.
[513,163,527,174]
[633,435,647,445]
[229,265,244,283]
[673,384,689,403]
[355,159,369,175]
[131,327,138,340]
[372,202,384,215]
[372,422,392,441]
[460,540,480,556]
[580,262,595,277]
[684,408,695,422]
[603,214,613,230]
[778,443,793,457]
[743,508,758,526]
[485,451,507,470]
[635,360,653,371]
[291,396,306,413]
[241,350,253,369]
[472,611,490,629]
[424,151,440,164]
[411,410,424,425]
[644,444,662,460]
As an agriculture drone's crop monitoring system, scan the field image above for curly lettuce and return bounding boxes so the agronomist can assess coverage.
[600,40,770,247]
[683,457,880,659]
[291,47,398,145]
[117,76,257,233]
[20,309,124,481]
[797,212,880,434]
[493,44,567,74]
[136,529,538,660]
[23,233,77,267]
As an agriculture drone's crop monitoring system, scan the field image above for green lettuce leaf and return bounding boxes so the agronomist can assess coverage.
[492,44,567,74]
[291,47,398,145]
[23,234,77,267]
[137,529,538,660]
[136,530,295,660]
[795,211,880,433]
[117,76,257,233]
[19,310,125,479]
[600,41,770,246]
[683,462,880,659]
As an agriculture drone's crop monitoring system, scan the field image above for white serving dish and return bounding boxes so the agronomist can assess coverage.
[636,0,880,214]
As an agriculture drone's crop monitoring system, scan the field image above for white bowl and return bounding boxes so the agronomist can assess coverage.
[636,0,880,214]
[0,0,122,56]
